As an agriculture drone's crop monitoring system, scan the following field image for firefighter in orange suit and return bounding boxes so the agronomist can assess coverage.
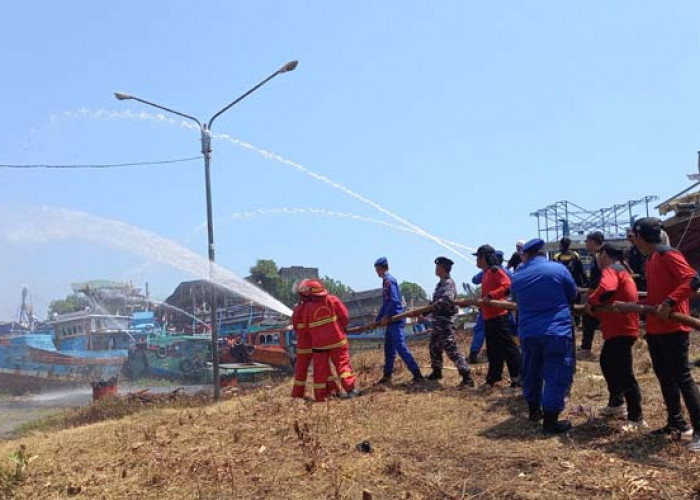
[296,279,359,401]
[291,280,314,398]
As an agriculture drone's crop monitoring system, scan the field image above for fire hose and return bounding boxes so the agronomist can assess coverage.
[346,298,700,334]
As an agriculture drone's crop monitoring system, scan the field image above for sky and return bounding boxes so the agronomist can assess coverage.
[2,1,700,319]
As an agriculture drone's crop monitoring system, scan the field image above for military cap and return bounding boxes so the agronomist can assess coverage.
[522,238,545,253]
[374,257,388,267]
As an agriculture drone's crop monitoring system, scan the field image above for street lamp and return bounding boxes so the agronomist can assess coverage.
[114,60,298,401]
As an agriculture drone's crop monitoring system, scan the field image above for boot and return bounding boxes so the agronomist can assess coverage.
[528,402,543,422]
[459,371,475,388]
[543,411,572,434]
[427,369,443,381]
[411,370,425,384]
[376,373,392,385]
[469,352,479,365]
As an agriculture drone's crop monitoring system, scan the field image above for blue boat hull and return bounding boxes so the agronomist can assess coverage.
[0,334,127,393]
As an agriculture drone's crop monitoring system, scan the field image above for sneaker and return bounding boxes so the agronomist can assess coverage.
[510,376,522,388]
[427,369,443,381]
[621,420,649,433]
[468,352,479,365]
[598,405,627,418]
[650,423,694,440]
[687,433,700,452]
[411,373,425,384]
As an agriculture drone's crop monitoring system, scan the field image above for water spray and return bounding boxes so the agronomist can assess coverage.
[0,205,293,317]
[50,109,477,263]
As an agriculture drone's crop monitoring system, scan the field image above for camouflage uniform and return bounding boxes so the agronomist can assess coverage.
[429,276,471,376]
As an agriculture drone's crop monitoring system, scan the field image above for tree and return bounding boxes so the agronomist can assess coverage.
[48,293,89,318]
[249,259,280,297]
[246,259,354,306]
[320,276,353,298]
[275,279,298,308]
[400,281,427,305]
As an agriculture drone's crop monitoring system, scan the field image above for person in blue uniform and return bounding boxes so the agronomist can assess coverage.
[374,257,424,384]
[469,271,486,364]
[511,238,578,434]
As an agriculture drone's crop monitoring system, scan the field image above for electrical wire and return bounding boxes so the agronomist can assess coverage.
[0,156,203,169]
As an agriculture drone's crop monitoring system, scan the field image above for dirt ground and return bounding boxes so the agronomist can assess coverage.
[2,331,700,499]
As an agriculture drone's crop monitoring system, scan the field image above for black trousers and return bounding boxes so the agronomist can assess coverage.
[599,336,643,421]
[485,315,521,385]
[646,332,700,430]
[581,315,599,350]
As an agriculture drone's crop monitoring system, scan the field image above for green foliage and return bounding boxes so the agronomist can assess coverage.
[275,279,298,308]
[399,281,427,304]
[249,259,281,297]
[48,293,89,318]
[247,259,353,306]
[320,276,353,298]
[0,445,35,497]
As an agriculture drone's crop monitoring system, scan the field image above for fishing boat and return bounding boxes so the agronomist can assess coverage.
[219,327,296,370]
[0,290,128,394]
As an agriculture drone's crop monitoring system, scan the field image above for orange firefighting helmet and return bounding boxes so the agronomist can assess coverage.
[296,278,327,297]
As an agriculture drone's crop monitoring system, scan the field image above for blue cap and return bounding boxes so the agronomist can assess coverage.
[522,238,545,253]
[374,257,388,267]
[495,250,504,258]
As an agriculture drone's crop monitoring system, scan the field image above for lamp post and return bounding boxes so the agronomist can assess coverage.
[114,60,298,400]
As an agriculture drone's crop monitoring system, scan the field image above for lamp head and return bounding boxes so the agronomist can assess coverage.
[113,92,133,101]
[279,60,298,73]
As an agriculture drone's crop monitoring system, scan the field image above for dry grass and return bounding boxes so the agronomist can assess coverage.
[3,331,700,499]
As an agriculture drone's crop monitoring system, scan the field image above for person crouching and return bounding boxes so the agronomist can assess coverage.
[296,279,359,401]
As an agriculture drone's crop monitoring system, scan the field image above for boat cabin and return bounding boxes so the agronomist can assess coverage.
[51,311,131,350]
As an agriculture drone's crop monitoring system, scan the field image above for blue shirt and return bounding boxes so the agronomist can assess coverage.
[376,272,403,322]
[511,256,577,338]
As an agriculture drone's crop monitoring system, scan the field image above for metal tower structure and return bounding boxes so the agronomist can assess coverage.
[530,196,658,242]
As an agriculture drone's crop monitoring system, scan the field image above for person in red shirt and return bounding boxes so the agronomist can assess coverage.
[296,279,359,402]
[475,244,521,388]
[587,244,645,429]
[630,218,700,451]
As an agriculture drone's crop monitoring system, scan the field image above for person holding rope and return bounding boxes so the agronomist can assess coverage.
[373,257,424,385]
[475,245,521,389]
[426,257,475,387]
[511,238,577,434]
[629,218,700,450]
[580,231,605,357]
[586,244,646,430]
